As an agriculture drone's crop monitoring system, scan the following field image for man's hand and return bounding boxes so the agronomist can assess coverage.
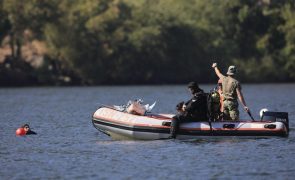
[182,104,186,111]
[212,63,217,68]
[244,106,249,112]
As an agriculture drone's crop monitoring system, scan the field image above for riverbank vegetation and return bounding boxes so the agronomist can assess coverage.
[0,0,294,86]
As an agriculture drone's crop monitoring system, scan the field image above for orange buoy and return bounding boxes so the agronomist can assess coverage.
[16,128,26,136]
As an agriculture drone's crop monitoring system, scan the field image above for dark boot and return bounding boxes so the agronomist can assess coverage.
[169,117,179,139]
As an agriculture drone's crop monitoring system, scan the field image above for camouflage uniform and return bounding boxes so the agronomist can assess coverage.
[221,76,241,121]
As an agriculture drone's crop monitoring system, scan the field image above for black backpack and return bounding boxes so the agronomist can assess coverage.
[207,89,222,121]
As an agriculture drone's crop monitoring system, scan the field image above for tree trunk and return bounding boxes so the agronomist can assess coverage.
[16,38,21,59]
[9,31,15,58]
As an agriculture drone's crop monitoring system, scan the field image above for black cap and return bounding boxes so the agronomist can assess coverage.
[187,81,199,90]
[22,124,30,128]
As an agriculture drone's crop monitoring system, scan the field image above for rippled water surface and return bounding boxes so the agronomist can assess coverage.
[1,84,295,179]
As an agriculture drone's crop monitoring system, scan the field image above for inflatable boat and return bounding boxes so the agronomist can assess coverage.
[92,106,289,140]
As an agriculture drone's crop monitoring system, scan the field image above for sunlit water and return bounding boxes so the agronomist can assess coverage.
[1,84,295,179]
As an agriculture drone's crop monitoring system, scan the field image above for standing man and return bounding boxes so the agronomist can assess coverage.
[212,63,249,121]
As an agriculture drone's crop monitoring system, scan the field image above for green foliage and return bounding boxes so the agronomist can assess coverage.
[1,0,295,85]
[280,2,295,79]
[0,0,11,42]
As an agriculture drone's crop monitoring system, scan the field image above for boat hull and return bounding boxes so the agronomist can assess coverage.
[92,107,288,140]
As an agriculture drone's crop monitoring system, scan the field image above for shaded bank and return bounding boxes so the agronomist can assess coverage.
[0,55,294,87]
[0,56,83,86]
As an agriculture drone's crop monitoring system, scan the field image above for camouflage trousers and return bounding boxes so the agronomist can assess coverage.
[223,100,239,121]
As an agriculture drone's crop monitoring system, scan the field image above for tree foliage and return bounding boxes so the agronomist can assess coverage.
[1,0,295,86]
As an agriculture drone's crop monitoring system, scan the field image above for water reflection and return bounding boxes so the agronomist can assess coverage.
[0,85,294,179]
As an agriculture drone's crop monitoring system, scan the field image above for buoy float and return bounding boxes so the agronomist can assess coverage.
[16,128,26,136]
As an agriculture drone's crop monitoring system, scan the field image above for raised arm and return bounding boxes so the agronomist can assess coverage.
[236,88,249,112]
[212,63,224,79]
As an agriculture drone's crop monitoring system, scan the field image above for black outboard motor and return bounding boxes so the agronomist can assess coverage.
[261,111,289,132]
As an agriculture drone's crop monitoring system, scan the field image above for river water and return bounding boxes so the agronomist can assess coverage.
[1,84,295,179]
